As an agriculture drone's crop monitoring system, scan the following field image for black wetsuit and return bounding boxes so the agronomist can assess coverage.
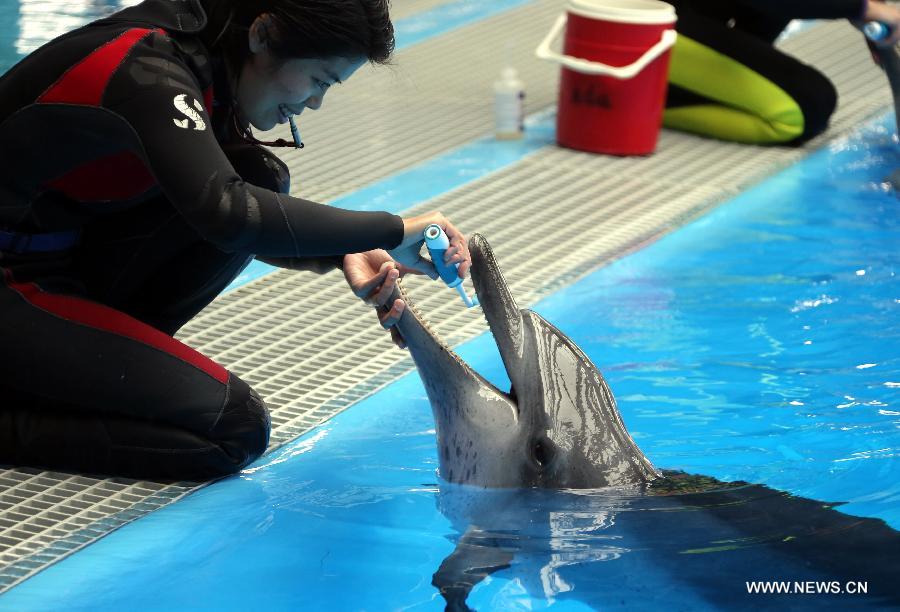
[0,0,403,480]
[665,0,867,143]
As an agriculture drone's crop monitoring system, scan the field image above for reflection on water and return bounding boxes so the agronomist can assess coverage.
[0,0,20,74]
[431,473,900,610]
[11,0,138,57]
[1,1,143,74]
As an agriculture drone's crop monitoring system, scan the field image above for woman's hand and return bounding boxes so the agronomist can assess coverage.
[861,0,900,46]
[343,249,421,349]
[388,212,471,280]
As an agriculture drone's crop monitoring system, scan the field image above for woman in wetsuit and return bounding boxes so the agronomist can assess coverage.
[664,0,900,144]
[0,0,470,480]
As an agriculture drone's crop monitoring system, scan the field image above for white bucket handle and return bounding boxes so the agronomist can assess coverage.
[535,13,677,80]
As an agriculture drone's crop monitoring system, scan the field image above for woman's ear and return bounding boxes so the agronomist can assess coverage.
[248,14,273,55]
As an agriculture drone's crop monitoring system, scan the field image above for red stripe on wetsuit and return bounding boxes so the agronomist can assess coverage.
[3,269,229,384]
[39,27,162,105]
[38,28,163,201]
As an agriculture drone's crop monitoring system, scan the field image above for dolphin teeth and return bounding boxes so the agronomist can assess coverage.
[396,278,473,372]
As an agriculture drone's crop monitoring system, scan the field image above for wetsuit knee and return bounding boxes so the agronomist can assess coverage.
[665,12,838,146]
[789,65,837,144]
[208,374,271,474]
[223,144,291,194]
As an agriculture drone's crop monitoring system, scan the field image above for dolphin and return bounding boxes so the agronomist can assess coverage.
[388,234,900,611]
[392,233,659,490]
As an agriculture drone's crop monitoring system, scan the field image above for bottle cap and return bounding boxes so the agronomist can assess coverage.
[501,67,518,81]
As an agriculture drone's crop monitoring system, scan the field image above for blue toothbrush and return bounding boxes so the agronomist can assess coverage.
[424,224,479,308]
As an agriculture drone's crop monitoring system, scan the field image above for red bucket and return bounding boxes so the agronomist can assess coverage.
[536,0,677,156]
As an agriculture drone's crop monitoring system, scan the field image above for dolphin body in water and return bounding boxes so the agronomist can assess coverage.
[390,234,900,611]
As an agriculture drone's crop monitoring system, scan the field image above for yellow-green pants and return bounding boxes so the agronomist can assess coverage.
[663,8,837,144]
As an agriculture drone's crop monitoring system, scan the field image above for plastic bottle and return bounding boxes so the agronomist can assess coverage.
[494,67,525,140]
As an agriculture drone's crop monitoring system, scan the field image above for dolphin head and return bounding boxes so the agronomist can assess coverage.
[393,233,660,489]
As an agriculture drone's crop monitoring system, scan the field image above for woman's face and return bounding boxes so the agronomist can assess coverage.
[236,53,366,131]
[236,16,366,131]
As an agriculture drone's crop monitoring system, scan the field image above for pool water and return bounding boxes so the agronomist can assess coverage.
[3,113,898,610]
[0,0,142,74]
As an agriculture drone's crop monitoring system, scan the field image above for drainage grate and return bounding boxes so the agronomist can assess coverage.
[0,6,892,594]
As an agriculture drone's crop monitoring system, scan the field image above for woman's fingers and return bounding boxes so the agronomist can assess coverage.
[371,267,400,306]
[864,1,900,45]
[443,222,471,278]
[389,327,407,350]
[396,211,471,280]
[373,298,406,348]
[379,298,405,329]
[457,257,471,278]
[405,251,439,279]
[888,27,900,46]
[352,259,392,298]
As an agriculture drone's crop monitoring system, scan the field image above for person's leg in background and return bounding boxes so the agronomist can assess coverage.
[664,7,837,144]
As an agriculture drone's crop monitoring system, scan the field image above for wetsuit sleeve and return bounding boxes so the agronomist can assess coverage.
[258,255,344,274]
[715,0,866,20]
[102,32,404,257]
[674,0,866,20]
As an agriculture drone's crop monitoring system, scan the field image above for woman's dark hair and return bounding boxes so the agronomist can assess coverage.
[200,0,394,66]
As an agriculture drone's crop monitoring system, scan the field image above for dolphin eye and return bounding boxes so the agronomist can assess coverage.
[533,439,550,467]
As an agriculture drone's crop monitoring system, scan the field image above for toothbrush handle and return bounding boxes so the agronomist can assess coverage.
[424,224,462,287]
[426,246,462,287]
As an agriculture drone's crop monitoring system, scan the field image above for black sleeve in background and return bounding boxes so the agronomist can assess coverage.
[671,0,866,21]
[103,32,404,258]
[740,0,866,19]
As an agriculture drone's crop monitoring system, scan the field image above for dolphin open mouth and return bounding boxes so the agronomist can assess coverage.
[391,233,660,489]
